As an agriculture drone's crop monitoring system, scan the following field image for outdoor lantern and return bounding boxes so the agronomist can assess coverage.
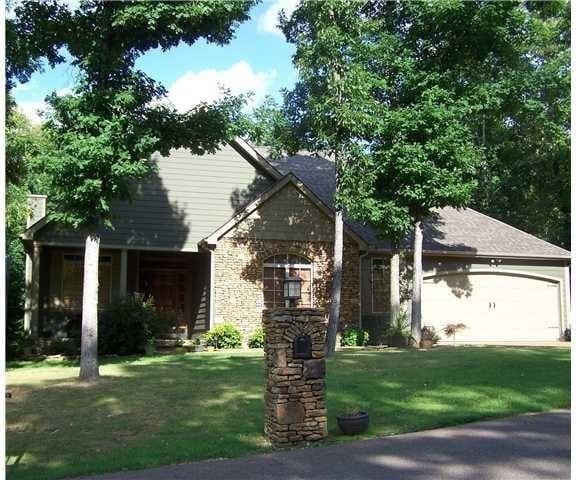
[283,276,302,307]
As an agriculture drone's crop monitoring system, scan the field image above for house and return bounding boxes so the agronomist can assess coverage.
[21,138,571,345]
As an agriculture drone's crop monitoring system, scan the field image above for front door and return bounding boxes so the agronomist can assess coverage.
[140,268,189,337]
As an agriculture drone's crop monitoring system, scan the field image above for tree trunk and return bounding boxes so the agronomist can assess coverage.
[411,221,423,346]
[325,209,344,356]
[390,249,400,325]
[79,233,100,381]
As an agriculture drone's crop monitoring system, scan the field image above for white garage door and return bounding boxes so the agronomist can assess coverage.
[422,273,561,343]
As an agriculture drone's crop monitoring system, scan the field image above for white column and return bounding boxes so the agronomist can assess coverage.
[120,249,128,297]
[23,243,40,338]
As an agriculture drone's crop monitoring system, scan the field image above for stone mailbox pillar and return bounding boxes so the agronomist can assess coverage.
[263,308,327,446]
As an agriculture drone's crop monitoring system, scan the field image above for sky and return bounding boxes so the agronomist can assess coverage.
[12,0,299,124]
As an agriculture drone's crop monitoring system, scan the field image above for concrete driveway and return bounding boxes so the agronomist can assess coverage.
[75,410,570,480]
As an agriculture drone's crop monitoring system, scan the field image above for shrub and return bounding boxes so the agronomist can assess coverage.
[99,294,172,356]
[202,324,242,349]
[443,323,467,345]
[384,311,412,347]
[46,337,80,356]
[420,326,440,345]
[248,327,265,348]
[6,316,27,360]
[341,327,370,347]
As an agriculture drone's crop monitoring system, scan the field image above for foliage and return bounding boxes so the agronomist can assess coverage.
[7,0,256,377]
[340,327,370,347]
[239,96,298,159]
[443,323,467,344]
[6,348,570,480]
[384,311,412,347]
[247,327,265,349]
[470,1,570,248]
[280,0,379,354]
[98,295,174,356]
[5,98,50,359]
[202,324,242,350]
[420,326,440,345]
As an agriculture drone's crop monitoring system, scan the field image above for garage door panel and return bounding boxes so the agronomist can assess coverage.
[422,273,560,343]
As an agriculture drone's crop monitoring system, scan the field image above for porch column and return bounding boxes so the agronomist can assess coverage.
[563,265,571,331]
[23,242,41,339]
[120,249,128,297]
[209,249,215,330]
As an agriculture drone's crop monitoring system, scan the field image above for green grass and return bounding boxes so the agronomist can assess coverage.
[6,347,570,480]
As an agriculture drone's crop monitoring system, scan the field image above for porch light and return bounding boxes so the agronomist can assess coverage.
[283,276,302,307]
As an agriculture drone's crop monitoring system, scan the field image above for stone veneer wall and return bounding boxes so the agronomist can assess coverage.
[263,308,327,446]
[213,238,360,343]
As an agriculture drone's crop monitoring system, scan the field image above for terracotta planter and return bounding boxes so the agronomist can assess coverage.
[420,339,435,349]
[336,412,370,435]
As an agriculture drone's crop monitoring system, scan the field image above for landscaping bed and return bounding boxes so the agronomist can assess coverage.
[6,346,570,480]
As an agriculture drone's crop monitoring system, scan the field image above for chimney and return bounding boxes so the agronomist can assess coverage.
[26,195,47,228]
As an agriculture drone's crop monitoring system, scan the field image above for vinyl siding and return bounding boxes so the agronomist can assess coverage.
[36,145,274,252]
[360,253,569,339]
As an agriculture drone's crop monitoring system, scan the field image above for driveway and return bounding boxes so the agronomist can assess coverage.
[75,410,570,480]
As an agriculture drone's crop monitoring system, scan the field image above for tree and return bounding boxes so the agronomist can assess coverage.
[8,0,255,380]
[471,1,570,249]
[280,0,379,355]
[5,95,48,358]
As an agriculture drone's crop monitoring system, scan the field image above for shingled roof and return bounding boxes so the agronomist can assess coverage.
[267,152,570,260]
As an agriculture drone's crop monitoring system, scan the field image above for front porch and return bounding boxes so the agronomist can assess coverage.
[29,246,212,344]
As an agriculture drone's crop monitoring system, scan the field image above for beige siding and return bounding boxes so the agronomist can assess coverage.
[225,183,335,242]
[360,253,569,340]
[37,145,274,252]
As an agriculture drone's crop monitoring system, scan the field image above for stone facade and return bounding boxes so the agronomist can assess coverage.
[263,308,327,446]
[213,237,360,343]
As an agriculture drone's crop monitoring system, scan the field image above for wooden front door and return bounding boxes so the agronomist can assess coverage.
[140,268,189,337]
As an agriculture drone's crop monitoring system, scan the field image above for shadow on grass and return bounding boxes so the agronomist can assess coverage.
[5,347,570,480]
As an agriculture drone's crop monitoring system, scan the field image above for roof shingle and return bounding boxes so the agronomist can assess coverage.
[268,152,570,259]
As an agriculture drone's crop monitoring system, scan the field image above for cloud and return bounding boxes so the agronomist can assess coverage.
[17,101,46,125]
[258,0,298,37]
[167,61,277,112]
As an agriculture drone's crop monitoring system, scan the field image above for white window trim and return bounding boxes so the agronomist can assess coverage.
[371,257,386,314]
[262,255,314,309]
[61,252,113,310]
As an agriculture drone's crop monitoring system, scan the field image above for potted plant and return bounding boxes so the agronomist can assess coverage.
[420,326,440,349]
[443,323,466,346]
[336,407,370,435]
[385,311,412,347]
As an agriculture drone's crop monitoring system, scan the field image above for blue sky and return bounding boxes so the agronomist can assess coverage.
[13,0,298,123]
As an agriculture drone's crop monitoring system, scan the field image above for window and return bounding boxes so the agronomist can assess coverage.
[371,258,387,313]
[263,254,312,309]
[61,254,112,309]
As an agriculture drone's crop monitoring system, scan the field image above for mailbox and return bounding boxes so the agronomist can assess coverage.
[293,334,312,359]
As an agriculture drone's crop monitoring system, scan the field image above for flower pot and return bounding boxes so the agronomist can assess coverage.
[420,339,434,349]
[336,412,370,435]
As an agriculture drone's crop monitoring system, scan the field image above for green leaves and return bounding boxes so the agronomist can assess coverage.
[7,0,256,231]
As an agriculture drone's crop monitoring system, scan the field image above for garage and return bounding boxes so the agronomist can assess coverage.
[422,271,563,343]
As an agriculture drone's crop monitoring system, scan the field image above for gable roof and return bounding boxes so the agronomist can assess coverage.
[266,151,570,260]
[201,173,367,248]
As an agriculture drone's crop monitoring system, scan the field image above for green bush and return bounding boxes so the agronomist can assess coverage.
[384,311,412,347]
[202,324,242,349]
[341,327,370,347]
[99,294,175,356]
[248,327,265,348]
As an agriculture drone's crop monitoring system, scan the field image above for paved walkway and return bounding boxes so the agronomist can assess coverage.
[76,410,570,480]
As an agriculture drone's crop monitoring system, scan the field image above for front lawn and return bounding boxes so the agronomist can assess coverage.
[6,347,570,480]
